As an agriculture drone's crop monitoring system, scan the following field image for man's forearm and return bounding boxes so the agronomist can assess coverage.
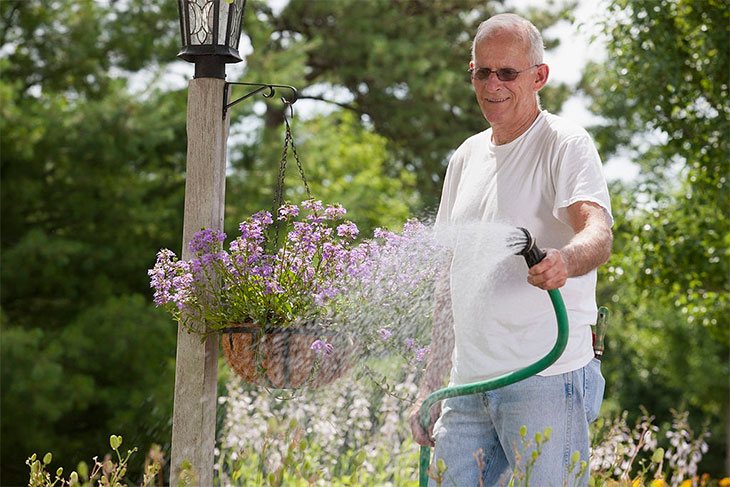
[560,212,613,277]
[559,200,613,278]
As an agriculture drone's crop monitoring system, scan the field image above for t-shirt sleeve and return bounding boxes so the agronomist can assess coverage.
[552,134,613,227]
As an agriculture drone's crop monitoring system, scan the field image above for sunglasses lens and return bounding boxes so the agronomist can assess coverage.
[497,69,519,81]
[471,67,521,81]
[473,68,489,80]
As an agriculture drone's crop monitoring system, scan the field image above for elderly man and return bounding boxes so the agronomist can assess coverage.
[409,13,613,486]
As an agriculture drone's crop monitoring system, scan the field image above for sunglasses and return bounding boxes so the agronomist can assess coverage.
[468,64,541,82]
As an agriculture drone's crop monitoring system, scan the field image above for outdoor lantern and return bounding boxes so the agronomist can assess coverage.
[177,0,247,79]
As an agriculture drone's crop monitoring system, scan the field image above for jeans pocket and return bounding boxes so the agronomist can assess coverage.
[584,358,605,423]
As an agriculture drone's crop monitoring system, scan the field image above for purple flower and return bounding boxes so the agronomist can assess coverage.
[402,218,426,236]
[313,287,339,306]
[189,229,226,256]
[324,203,347,220]
[301,199,324,213]
[277,204,300,221]
[252,210,273,226]
[404,337,415,350]
[415,346,430,362]
[377,328,393,341]
[336,222,359,239]
[148,250,195,309]
[373,228,391,240]
[252,263,273,277]
[238,221,264,241]
[264,280,284,295]
[150,200,366,332]
[310,339,334,356]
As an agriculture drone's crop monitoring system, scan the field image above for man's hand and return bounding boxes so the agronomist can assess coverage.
[408,398,441,447]
[527,248,568,290]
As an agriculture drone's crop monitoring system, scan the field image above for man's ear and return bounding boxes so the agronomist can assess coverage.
[534,63,549,90]
[469,60,475,70]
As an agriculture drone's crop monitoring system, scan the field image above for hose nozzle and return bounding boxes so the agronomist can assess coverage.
[509,227,547,268]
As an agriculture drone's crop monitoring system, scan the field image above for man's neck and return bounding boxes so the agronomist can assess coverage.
[491,107,541,145]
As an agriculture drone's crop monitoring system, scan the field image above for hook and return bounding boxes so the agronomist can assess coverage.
[262,85,276,99]
[223,82,299,119]
[283,99,295,120]
[280,86,298,106]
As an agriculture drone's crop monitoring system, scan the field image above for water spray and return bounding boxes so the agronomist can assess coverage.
[417,226,569,486]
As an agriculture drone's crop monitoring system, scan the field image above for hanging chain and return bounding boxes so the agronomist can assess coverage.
[274,121,290,213]
[274,102,312,210]
[273,101,312,246]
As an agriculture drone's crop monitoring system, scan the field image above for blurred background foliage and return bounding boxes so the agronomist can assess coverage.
[0,0,727,484]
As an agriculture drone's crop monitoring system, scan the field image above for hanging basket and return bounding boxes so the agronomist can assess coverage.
[218,101,355,389]
[221,324,353,388]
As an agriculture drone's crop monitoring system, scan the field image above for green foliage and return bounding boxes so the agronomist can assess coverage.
[2,296,175,483]
[1,0,179,96]
[236,0,573,207]
[1,2,186,483]
[27,434,161,487]
[227,110,417,239]
[583,0,729,473]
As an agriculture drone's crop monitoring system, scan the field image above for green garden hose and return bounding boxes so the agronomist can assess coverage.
[417,227,570,486]
[417,288,568,486]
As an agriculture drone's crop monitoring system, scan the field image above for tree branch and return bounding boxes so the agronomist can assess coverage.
[0,1,22,46]
[295,94,363,115]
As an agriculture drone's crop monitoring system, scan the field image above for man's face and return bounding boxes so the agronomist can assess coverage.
[471,31,548,128]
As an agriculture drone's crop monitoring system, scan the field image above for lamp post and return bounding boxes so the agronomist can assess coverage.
[171,1,246,485]
[171,2,297,484]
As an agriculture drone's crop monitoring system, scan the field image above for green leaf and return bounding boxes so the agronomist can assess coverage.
[77,461,89,479]
[652,447,665,464]
[110,435,122,450]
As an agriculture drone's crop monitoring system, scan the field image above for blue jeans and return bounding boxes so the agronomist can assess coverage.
[430,359,605,487]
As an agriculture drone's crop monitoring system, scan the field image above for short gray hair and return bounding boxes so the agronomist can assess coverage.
[471,13,544,65]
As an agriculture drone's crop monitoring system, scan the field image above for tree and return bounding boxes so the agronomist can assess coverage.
[582,0,729,473]
[1,1,184,482]
[226,110,418,237]
[238,0,573,209]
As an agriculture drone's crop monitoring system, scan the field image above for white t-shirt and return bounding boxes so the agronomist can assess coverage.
[435,110,613,385]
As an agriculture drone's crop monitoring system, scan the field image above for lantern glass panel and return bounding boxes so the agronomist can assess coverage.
[216,1,229,46]
[227,1,244,49]
[186,0,211,46]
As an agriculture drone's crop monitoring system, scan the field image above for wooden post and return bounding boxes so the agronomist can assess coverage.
[170,77,229,487]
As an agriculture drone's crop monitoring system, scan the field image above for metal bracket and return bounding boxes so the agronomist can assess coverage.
[223,82,298,119]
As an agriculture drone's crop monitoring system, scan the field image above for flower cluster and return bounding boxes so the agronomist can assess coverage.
[590,409,713,486]
[148,200,359,332]
[149,208,449,377]
[332,219,448,366]
[215,370,419,483]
